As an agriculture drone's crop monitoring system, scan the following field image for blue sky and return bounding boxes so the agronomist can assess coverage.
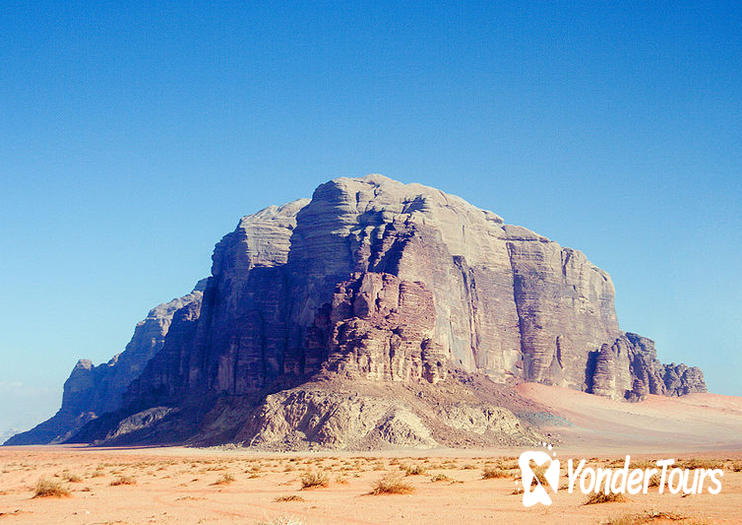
[1,2,740,432]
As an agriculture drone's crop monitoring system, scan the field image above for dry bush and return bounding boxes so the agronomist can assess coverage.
[110,475,137,486]
[646,473,661,488]
[300,471,329,489]
[402,464,427,476]
[678,458,724,470]
[430,473,451,483]
[213,472,235,485]
[629,460,656,470]
[461,464,476,470]
[482,466,509,479]
[33,478,71,498]
[64,473,82,483]
[274,494,305,502]
[370,474,415,495]
[334,475,349,485]
[584,491,629,505]
[602,510,698,524]
[497,460,519,470]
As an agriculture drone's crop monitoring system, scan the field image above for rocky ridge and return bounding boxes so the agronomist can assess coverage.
[4,281,206,445]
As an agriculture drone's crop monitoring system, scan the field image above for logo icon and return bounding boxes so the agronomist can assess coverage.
[519,443,560,507]
[516,447,724,508]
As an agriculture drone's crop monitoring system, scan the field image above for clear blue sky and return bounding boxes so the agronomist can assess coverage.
[1,2,740,433]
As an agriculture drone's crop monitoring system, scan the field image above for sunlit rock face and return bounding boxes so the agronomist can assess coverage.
[7,175,705,447]
[126,175,702,406]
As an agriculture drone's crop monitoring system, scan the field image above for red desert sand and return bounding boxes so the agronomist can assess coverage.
[1,384,741,524]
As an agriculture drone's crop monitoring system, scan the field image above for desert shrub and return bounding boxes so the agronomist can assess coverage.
[110,475,137,486]
[402,464,427,476]
[678,458,724,470]
[583,491,629,505]
[603,510,696,524]
[33,478,70,498]
[300,471,329,489]
[370,474,415,495]
[629,460,656,470]
[499,458,519,470]
[64,473,82,483]
[430,473,451,482]
[213,472,235,485]
[646,473,661,488]
[482,466,509,479]
[274,494,305,502]
[334,475,349,485]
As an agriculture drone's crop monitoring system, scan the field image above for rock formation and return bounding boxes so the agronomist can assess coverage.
[6,175,706,448]
[4,281,206,445]
[588,332,707,401]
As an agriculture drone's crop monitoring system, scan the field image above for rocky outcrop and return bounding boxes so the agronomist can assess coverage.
[238,388,439,450]
[588,332,706,401]
[310,272,448,384]
[235,384,543,450]
[4,281,205,445]
[7,175,707,448]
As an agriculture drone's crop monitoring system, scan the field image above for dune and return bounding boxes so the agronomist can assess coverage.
[516,383,742,453]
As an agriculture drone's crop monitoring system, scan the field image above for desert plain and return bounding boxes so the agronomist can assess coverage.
[2,385,742,525]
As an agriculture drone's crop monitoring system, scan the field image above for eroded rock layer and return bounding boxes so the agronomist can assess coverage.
[589,332,706,401]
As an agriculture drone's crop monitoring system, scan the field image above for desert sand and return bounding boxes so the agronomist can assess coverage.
[517,383,742,452]
[3,385,742,524]
[1,447,741,524]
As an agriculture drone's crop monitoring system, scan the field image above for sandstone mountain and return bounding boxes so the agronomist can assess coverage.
[5,175,705,448]
[4,281,206,445]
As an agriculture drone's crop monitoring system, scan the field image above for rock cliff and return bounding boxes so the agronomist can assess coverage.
[4,281,206,445]
[6,175,706,448]
[588,332,707,401]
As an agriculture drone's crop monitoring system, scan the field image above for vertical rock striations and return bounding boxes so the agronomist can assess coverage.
[121,176,703,417]
[7,175,707,447]
[589,332,706,401]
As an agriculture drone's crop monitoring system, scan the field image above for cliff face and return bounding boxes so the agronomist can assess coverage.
[589,332,707,401]
[126,176,631,404]
[4,282,205,445]
[7,175,706,448]
[110,175,703,445]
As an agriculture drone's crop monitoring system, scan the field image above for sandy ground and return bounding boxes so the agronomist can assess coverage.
[516,384,742,452]
[1,446,741,524]
[2,386,742,524]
